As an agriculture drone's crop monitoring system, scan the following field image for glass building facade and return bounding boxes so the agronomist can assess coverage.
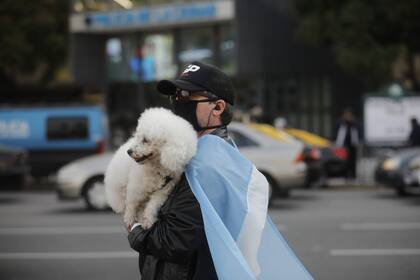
[70,0,235,83]
[69,0,359,139]
[102,25,234,83]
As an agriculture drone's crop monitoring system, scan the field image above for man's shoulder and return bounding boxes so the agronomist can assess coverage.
[196,134,225,153]
[194,135,236,164]
[199,134,226,144]
[187,134,250,175]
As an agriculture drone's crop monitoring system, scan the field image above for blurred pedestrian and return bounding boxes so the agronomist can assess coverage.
[408,117,420,147]
[335,108,360,180]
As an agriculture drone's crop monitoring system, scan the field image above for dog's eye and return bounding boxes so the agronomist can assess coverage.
[142,138,149,144]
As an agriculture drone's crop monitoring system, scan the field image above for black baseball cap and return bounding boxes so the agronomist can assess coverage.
[157,61,235,105]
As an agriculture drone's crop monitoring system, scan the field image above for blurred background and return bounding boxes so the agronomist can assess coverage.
[1,0,420,279]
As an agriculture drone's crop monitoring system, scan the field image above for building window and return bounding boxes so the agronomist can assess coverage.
[106,37,123,81]
[106,36,134,82]
[106,33,176,82]
[129,34,177,82]
[179,27,214,69]
[270,77,332,138]
[220,25,235,75]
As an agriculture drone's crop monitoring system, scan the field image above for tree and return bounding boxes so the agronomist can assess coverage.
[0,0,69,87]
[293,0,420,91]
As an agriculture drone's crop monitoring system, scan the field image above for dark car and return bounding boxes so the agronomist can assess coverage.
[375,148,420,196]
[283,128,348,188]
[299,145,348,187]
[0,144,30,189]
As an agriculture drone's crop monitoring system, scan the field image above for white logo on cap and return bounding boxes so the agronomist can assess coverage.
[183,64,200,74]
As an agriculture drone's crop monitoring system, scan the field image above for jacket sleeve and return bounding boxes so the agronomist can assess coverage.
[127,181,206,263]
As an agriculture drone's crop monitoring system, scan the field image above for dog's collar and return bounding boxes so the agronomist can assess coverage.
[155,172,174,190]
[146,175,174,197]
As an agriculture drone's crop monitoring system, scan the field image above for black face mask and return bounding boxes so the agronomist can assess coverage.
[172,99,223,132]
[172,100,201,131]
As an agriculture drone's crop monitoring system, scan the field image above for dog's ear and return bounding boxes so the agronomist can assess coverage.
[160,142,189,173]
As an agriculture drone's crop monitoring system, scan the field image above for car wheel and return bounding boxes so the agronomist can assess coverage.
[267,181,274,203]
[82,176,108,210]
[261,172,275,204]
[277,185,291,198]
[395,185,408,197]
[1,174,26,191]
[304,167,320,188]
[261,172,289,205]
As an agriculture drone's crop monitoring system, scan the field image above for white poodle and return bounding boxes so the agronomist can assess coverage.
[104,107,197,229]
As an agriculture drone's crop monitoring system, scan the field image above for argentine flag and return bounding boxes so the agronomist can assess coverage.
[186,135,313,280]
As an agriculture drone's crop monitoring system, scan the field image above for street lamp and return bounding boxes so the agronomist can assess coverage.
[387,83,405,99]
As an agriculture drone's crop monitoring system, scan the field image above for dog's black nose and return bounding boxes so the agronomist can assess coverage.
[127,149,133,156]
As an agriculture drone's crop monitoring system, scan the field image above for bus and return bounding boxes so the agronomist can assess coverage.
[0,106,108,176]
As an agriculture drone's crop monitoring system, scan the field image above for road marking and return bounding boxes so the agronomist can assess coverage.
[0,251,137,260]
[0,226,126,235]
[340,222,420,231]
[330,249,420,256]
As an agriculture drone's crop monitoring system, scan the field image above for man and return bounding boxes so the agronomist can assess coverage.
[128,62,312,280]
[335,108,360,179]
[408,117,420,147]
[127,61,234,280]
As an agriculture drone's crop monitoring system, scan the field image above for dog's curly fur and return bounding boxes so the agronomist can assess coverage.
[104,108,197,229]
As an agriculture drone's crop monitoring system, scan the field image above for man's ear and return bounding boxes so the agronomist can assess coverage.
[212,100,225,116]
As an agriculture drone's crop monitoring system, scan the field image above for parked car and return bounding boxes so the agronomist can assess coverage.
[375,148,420,196]
[56,152,112,210]
[0,144,30,190]
[249,124,347,187]
[0,106,108,177]
[283,128,348,187]
[55,122,307,210]
[229,123,307,197]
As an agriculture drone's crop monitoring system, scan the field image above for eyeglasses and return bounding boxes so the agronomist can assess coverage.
[169,89,218,104]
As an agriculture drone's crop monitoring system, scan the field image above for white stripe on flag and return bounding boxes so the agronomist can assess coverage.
[237,166,269,277]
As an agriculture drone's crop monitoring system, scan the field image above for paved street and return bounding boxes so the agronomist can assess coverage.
[1,186,420,280]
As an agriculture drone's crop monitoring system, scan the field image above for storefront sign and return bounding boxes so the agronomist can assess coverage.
[70,1,234,32]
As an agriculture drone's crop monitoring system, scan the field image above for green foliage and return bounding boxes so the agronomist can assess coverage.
[293,0,420,89]
[0,0,69,85]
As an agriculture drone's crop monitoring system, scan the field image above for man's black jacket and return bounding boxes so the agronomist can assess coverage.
[127,127,232,280]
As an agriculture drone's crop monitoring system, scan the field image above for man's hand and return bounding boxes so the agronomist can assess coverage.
[126,222,142,233]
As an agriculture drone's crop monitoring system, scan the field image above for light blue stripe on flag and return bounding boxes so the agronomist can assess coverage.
[186,135,313,280]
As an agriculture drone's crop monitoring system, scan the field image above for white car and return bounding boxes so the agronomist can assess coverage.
[229,123,306,197]
[56,122,306,210]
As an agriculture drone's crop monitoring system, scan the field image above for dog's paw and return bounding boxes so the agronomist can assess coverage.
[123,213,136,228]
[141,216,157,229]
